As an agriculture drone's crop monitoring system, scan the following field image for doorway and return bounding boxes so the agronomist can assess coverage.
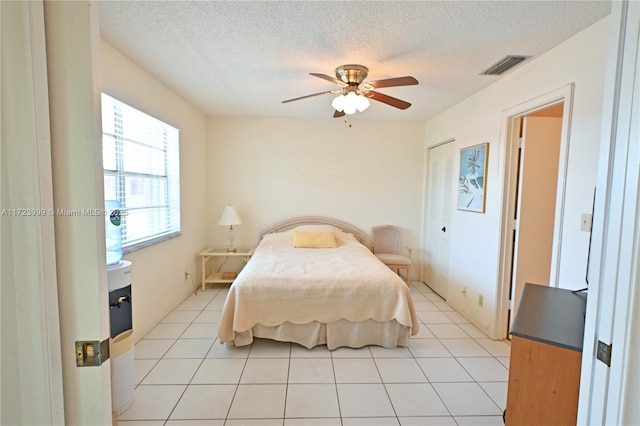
[508,112,563,331]
[496,85,574,338]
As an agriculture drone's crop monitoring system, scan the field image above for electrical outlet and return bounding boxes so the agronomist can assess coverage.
[581,213,592,232]
[478,294,484,307]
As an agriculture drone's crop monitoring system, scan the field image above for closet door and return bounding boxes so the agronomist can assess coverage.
[424,141,454,299]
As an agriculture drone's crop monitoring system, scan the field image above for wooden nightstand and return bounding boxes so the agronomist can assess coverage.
[197,247,254,291]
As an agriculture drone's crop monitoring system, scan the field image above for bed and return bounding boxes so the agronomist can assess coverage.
[217,217,419,350]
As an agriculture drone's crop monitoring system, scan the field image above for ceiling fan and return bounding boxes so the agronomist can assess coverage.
[282,64,418,118]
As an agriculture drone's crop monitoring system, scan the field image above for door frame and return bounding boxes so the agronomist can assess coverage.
[1,1,66,423]
[495,84,575,339]
[579,1,639,422]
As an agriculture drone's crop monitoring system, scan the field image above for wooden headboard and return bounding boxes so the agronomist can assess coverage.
[259,216,366,244]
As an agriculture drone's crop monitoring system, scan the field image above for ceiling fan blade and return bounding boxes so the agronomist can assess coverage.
[365,76,418,89]
[365,91,412,110]
[282,90,336,103]
[333,110,346,118]
[310,73,347,86]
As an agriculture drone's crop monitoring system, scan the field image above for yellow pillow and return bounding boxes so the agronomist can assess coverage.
[292,231,337,248]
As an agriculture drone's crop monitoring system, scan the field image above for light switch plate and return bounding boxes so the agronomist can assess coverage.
[581,213,592,232]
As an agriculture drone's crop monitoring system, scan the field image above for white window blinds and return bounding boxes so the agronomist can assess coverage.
[102,93,180,250]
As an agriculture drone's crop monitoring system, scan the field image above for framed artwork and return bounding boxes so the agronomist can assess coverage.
[458,142,489,213]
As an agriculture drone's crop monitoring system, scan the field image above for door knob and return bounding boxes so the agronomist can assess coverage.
[441,226,446,232]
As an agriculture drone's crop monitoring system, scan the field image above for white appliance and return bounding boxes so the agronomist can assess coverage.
[108,260,133,415]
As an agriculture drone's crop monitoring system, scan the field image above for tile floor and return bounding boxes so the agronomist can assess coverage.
[118,282,510,426]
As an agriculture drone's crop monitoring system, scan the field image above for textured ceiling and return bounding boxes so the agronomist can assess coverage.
[99,1,611,122]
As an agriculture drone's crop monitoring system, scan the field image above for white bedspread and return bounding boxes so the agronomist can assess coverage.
[217,230,419,345]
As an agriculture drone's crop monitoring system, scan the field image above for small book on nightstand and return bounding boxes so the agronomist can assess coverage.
[221,272,237,280]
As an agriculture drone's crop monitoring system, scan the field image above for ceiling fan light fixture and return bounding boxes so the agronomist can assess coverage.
[331,92,370,115]
[355,94,370,112]
[343,92,358,114]
[331,94,346,112]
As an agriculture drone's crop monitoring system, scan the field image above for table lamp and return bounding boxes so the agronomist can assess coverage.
[218,205,242,252]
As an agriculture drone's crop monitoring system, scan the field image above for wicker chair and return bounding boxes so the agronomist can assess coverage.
[372,225,412,285]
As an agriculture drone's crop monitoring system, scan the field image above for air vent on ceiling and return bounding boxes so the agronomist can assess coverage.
[481,55,531,76]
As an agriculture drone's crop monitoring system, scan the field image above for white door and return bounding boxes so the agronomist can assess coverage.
[424,141,455,298]
[509,116,562,329]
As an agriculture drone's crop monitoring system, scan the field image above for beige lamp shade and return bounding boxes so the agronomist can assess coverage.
[218,205,242,226]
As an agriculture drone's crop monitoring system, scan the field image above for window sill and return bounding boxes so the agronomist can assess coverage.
[122,231,182,254]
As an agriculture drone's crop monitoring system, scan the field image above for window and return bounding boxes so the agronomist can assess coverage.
[101,93,180,251]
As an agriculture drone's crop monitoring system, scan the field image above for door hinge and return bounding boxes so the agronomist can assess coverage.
[518,137,524,149]
[76,339,110,367]
[596,340,612,367]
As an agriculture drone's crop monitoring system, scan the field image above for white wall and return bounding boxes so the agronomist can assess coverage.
[423,17,609,337]
[100,40,209,341]
[207,116,425,274]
